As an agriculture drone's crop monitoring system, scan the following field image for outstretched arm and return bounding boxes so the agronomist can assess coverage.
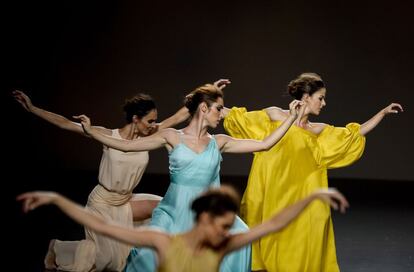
[360,103,403,136]
[218,100,302,153]
[13,90,110,136]
[17,191,166,249]
[74,114,168,152]
[222,188,349,254]
[157,107,190,130]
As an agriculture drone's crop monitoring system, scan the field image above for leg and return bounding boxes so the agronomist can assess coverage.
[44,239,57,270]
[129,193,162,221]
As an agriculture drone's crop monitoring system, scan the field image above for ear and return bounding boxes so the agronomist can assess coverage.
[200,102,208,113]
[132,115,140,123]
[301,93,310,101]
[199,212,214,224]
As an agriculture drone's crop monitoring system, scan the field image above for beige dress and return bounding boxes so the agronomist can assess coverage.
[53,129,150,271]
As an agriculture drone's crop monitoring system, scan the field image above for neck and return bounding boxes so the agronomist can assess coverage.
[183,113,209,138]
[119,123,141,140]
[296,114,310,128]
[181,225,210,252]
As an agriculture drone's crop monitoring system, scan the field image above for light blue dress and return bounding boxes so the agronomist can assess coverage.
[124,134,251,272]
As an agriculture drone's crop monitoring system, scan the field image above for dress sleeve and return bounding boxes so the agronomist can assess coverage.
[223,107,274,140]
[314,123,366,169]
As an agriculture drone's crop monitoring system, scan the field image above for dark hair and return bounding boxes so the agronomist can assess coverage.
[191,185,240,221]
[287,73,325,100]
[123,93,156,123]
[184,84,223,116]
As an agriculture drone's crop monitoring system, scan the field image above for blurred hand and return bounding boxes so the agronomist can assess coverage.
[16,191,58,213]
[313,188,349,213]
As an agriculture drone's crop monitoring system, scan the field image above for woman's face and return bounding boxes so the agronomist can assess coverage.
[205,97,224,128]
[206,211,235,247]
[135,109,158,136]
[304,88,327,115]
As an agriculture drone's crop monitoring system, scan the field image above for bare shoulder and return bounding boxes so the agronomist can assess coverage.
[148,231,173,262]
[157,128,181,149]
[309,122,328,135]
[264,106,288,121]
[214,134,233,150]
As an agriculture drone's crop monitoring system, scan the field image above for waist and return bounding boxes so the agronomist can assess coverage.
[88,184,132,206]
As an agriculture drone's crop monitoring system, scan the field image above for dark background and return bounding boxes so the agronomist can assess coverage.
[4,1,414,271]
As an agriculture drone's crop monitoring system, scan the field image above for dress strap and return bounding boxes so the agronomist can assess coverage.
[178,130,185,143]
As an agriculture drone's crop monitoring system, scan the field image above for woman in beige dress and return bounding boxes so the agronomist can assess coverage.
[13,90,189,271]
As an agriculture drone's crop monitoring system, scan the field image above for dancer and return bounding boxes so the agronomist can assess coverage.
[17,185,349,272]
[13,90,189,271]
[223,72,403,271]
[73,83,303,272]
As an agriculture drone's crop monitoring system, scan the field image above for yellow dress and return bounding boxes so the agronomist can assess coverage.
[224,107,366,272]
[158,235,221,272]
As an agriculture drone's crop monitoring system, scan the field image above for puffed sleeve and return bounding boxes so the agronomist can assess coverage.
[314,123,366,169]
[223,107,274,140]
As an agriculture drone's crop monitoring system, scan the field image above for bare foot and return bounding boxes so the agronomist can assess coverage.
[44,239,57,270]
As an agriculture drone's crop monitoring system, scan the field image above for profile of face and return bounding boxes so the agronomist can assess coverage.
[303,88,327,116]
[134,109,158,136]
[203,97,224,128]
[204,211,235,247]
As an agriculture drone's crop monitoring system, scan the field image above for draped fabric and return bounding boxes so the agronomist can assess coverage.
[125,133,251,272]
[224,107,365,272]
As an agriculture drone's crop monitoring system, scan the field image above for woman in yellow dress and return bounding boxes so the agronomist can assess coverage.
[17,185,349,272]
[223,73,403,272]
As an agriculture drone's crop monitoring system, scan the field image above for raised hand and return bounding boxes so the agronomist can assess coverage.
[13,90,33,112]
[213,79,231,91]
[288,100,303,118]
[73,114,92,134]
[313,188,349,213]
[382,103,403,115]
[16,191,58,213]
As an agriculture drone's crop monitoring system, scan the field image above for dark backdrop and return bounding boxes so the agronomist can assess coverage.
[3,1,414,270]
[4,0,413,181]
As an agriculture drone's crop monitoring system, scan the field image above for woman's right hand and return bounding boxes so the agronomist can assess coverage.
[13,90,34,112]
[17,191,59,213]
[73,114,92,135]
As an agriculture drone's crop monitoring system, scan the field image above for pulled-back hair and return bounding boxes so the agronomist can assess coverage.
[191,185,240,221]
[287,72,325,100]
[184,84,223,116]
[123,93,156,123]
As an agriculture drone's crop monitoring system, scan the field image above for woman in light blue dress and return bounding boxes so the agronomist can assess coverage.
[75,82,302,272]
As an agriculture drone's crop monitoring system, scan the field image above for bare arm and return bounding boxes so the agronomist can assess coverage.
[17,191,168,249]
[74,114,169,152]
[360,103,403,136]
[218,100,301,153]
[13,90,110,136]
[222,189,349,254]
[157,107,189,130]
